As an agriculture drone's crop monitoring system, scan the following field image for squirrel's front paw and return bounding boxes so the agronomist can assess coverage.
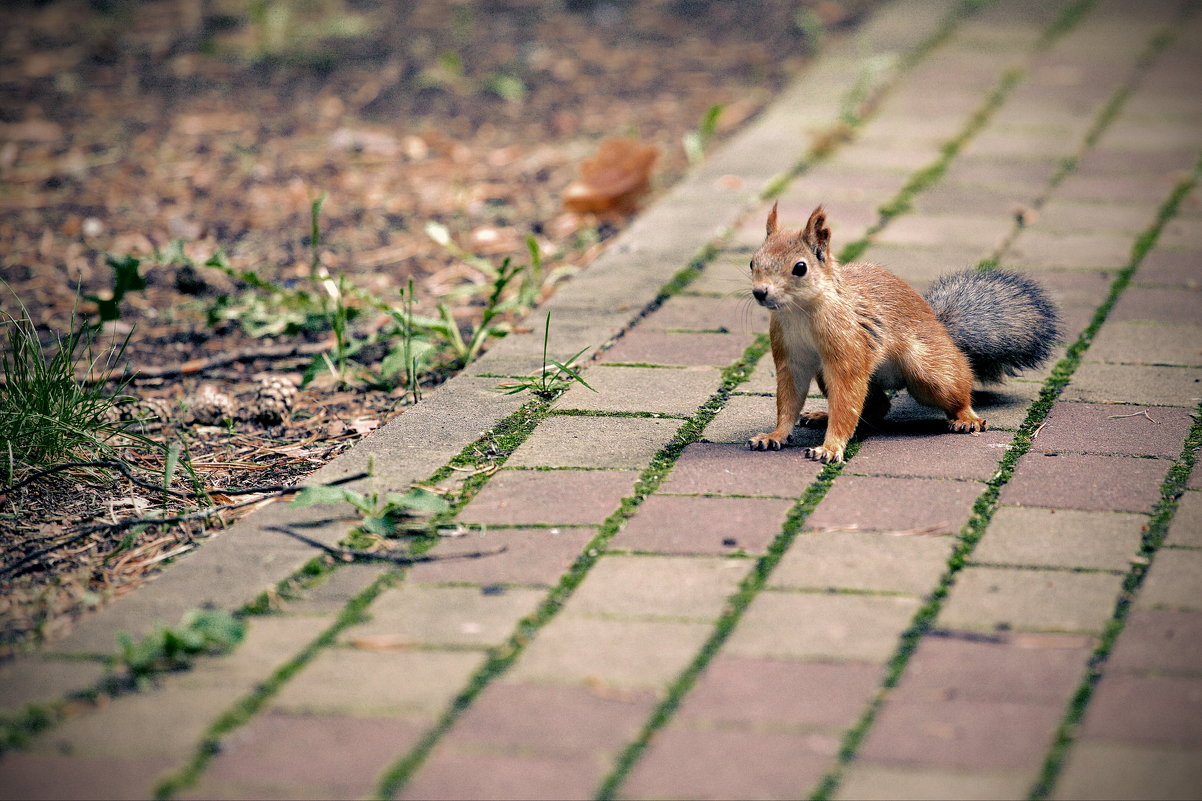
[798,410,828,428]
[804,444,844,464]
[749,432,790,451]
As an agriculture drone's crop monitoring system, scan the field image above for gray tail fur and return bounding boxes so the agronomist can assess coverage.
[924,269,1062,384]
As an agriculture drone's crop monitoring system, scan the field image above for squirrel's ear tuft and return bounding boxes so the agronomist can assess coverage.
[766,201,779,236]
[804,205,831,251]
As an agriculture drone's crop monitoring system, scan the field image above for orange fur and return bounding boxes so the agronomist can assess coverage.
[748,205,985,463]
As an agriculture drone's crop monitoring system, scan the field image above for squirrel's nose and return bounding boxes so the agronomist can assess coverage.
[752,287,769,303]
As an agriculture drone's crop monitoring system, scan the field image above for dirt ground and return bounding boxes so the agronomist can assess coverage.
[0,0,867,654]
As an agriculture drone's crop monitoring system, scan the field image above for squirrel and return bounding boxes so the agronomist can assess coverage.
[747,203,1061,463]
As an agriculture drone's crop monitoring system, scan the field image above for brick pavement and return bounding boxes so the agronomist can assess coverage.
[2,0,1201,799]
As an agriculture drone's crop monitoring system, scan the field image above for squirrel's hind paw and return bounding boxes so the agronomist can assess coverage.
[804,445,844,464]
[749,432,790,451]
[948,416,987,433]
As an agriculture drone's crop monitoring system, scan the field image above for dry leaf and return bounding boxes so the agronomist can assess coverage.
[563,137,658,216]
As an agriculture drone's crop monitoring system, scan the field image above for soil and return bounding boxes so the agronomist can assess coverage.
[0,0,868,655]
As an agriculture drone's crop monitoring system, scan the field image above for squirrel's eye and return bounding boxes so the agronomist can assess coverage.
[792,260,808,277]
[749,259,755,272]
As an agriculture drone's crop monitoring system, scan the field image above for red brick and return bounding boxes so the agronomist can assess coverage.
[659,442,823,497]
[611,495,793,554]
[1001,452,1169,513]
[1035,402,1195,458]
[620,725,834,800]
[1081,673,1202,746]
[1138,248,1202,286]
[0,754,176,801]
[677,655,882,730]
[857,697,1063,769]
[805,476,981,534]
[407,527,595,586]
[850,430,1014,480]
[399,748,604,801]
[458,470,639,526]
[1108,610,1202,675]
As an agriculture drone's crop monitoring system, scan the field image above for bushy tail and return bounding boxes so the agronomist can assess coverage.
[924,269,1062,383]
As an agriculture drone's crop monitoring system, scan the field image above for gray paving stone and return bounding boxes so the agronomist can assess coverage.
[770,530,954,595]
[1052,740,1202,801]
[0,656,107,716]
[505,414,681,469]
[0,754,177,801]
[857,243,988,287]
[1137,248,1202,287]
[641,294,769,335]
[1108,609,1202,676]
[611,494,794,555]
[269,648,485,719]
[504,616,711,691]
[856,695,1065,769]
[1035,402,1194,458]
[969,381,1045,431]
[685,251,754,296]
[937,566,1124,634]
[555,365,722,415]
[702,393,826,447]
[806,476,982,535]
[833,763,1032,801]
[407,526,596,586]
[1007,229,1133,271]
[1080,673,1202,747]
[599,330,755,367]
[1136,548,1202,612]
[457,469,639,526]
[1089,321,1202,367]
[281,563,386,616]
[874,214,1012,252]
[338,584,544,649]
[894,631,1093,705]
[1001,451,1169,513]
[618,725,835,800]
[736,351,776,394]
[676,655,884,731]
[562,554,750,621]
[399,747,604,801]
[1166,491,1202,548]
[850,429,1014,480]
[1035,198,1155,235]
[1110,286,1202,325]
[971,506,1146,571]
[725,591,921,663]
[659,441,824,498]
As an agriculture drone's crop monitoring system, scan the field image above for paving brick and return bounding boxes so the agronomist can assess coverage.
[407,527,596,586]
[1109,609,1202,676]
[0,656,106,716]
[1137,548,1202,612]
[641,294,769,335]
[282,563,386,616]
[1166,491,1202,548]
[611,494,794,555]
[1158,216,1202,250]
[1007,230,1132,270]
[555,365,722,415]
[856,243,987,287]
[1036,402,1195,457]
[399,747,605,801]
[599,330,754,367]
[834,763,1034,801]
[1137,248,1202,286]
[1051,740,1202,801]
[725,591,921,663]
[504,616,712,690]
[1064,362,1202,407]
[734,351,775,394]
[685,251,754,296]
[618,725,834,801]
[269,648,485,719]
[1035,198,1154,235]
[677,655,883,730]
[969,382,1044,431]
[850,429,1014,480]
[874,214,1011,252]
[856,695,1064,770]
[505,415,681,469]
[894,632,1092,704]
[1001,451,1169,513]
[971,506,1146,571]
[181,614,334,692]
[457,469,639,526]
[771,530,954,595]
[702,393,826,447]
[1089,321,1202,367]
[806,476,982,534]
[562,554,750,621]
[0,754,177,801]
[338,584,544,649]
[1055,174,1178,206]
[193,713,426,801]
[1080,673,1202,747]
[659,441,824,497]
[442,681,657,758]
[1110,286,1202,324]
[937,566,1124,634]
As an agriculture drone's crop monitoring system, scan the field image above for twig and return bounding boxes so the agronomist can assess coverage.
[1108,409,1160,424]
[265,525,508,565]
[98,339,334,382]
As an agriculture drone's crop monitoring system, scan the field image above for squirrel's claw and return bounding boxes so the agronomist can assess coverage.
[804,445,844,464]
[748,432,789,451]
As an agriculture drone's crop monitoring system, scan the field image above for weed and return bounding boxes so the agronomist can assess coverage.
[496,312,595,398]
[683,104,723,166]
[290,482,448,538]
[114,608,245,684]
[85,254,147,324]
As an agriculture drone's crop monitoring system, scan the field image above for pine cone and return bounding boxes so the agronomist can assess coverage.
[189,385,236,426]
[252,374,298,426]
[105,396,174,428]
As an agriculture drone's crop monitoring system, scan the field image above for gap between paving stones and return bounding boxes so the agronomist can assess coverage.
[0,0,968,760]
[810,144,1202,800]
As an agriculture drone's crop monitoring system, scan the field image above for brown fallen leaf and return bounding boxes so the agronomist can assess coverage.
[563,136,659,216]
